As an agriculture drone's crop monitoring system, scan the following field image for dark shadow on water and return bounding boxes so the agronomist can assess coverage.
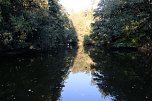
[0,46,77,101]
[85,46,152,101]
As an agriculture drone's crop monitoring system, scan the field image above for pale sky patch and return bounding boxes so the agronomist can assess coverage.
[59,0,100,12]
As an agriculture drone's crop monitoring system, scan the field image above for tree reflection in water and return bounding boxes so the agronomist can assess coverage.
[1,45,152,101]
[86,47,152,101]
[0,47,77,101]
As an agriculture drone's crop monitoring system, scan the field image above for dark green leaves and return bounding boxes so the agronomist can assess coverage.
[90,0,152,49]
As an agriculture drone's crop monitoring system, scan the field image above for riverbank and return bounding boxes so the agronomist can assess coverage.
[0,45,78,57]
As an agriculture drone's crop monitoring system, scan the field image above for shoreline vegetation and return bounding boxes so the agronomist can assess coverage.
[84,0,152,53]
[0,0,152,55]
[0,0,77,54]
[68,10,93,47]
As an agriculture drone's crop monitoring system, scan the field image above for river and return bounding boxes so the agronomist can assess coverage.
[0,46,152,101]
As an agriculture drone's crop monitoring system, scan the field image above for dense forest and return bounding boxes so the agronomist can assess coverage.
[0,0,77,51]
[88,0,152,51]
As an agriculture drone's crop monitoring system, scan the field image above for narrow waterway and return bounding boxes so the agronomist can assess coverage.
[60,46,112,101]
[61,72,112,101]
[0,46,152,101]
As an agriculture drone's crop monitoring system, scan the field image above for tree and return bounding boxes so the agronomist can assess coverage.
[0,0,77,51]
[90,0,152,49]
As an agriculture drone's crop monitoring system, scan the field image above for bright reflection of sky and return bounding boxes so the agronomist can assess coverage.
[61,72,113,101]
[59,0,100,12]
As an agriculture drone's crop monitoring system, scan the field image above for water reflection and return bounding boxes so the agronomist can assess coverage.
[0,47,77,101]
[61,46,113,101]
[1,46,152,101]
[86,47,152,101]
[61,72,112,101]
[71,46,93,73]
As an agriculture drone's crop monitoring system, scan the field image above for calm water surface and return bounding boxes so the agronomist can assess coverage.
[61,72,112,101]
[0,47,152,101]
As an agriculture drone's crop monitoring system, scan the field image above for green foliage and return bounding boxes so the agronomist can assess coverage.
[0,32,12,48]
[90,0,152,49]
[69,11,93,46]
[0,0,77,50]
[0,11,2,23]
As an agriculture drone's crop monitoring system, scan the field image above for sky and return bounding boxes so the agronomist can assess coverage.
[59,0,100,12]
